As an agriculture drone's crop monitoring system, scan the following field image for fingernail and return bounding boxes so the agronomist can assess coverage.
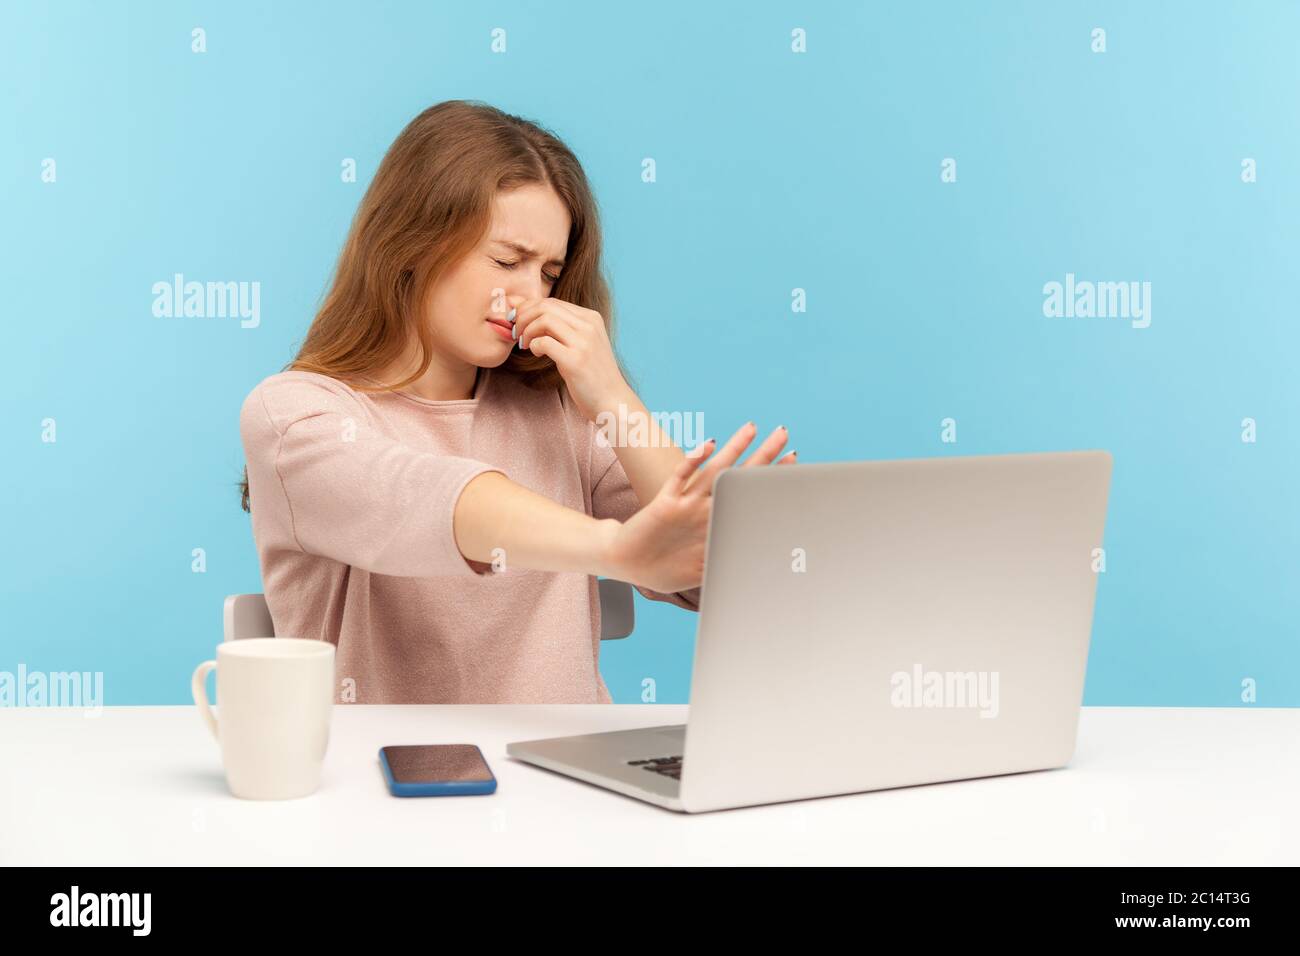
[777,425,786,432]
[507,307,517,323]
[706,437,715,444]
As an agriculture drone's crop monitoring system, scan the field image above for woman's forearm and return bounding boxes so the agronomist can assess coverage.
[453,470,621,576]
[601,385,687,508]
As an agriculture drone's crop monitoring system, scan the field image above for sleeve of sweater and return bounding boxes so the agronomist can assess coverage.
[589,428,702,613]
[240,372,505,578]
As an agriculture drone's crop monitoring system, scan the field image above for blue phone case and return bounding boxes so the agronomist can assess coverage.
[378,745,498,797]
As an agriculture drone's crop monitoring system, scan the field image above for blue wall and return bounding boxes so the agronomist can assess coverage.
[3,1,1296,706]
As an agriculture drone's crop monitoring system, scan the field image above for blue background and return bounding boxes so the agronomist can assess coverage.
[3,1,1296,706]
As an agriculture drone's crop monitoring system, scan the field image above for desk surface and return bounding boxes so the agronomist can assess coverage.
[1,705,1294,865]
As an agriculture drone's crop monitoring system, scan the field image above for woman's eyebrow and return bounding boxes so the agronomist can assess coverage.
[491,238,565,268]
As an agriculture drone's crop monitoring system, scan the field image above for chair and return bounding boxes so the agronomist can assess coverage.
[223,578,635,642]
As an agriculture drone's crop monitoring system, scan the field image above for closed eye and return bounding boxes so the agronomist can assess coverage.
[494,258,561,284]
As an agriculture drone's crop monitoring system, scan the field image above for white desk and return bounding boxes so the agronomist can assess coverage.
[1,705,1294,865]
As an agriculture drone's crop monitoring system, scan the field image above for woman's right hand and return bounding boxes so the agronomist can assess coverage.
[600,422,795,594]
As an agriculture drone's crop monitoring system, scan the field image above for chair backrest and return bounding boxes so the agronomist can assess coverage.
[596,577,635,640]
[222,593,275,641]
[223,578,635,642]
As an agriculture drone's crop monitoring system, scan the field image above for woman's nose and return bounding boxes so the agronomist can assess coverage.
[519,269,550,302]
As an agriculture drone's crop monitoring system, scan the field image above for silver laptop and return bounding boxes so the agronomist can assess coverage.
[507,450,1113,813]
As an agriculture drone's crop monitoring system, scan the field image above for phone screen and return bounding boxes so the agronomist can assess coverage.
[381,744,493,783]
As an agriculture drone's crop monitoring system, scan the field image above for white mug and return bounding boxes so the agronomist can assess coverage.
[191,638,335,800]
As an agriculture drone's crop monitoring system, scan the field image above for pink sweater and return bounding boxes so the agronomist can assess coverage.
[239,368,700,704]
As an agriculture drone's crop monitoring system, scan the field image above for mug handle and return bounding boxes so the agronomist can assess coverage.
[191,660,218,741]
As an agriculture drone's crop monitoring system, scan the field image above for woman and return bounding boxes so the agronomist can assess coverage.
[239,100,793,705]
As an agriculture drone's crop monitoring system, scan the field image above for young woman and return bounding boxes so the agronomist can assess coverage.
[239,100,794,705]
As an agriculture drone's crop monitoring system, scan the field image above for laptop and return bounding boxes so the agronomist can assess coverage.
[507,450,1113,813]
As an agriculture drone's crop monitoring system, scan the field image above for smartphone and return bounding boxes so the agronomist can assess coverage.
[378,744,498,797]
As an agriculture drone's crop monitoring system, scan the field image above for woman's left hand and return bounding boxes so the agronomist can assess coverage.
[507,294,630,422]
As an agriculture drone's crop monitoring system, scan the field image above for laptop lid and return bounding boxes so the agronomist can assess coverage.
[679,450,1112,813]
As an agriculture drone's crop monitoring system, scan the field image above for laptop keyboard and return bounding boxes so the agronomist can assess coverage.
[628,754,683,780]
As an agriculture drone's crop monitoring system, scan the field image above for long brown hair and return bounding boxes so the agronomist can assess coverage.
[241,99,620,511]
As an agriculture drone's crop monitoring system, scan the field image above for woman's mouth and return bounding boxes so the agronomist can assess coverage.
[486,317,514,343]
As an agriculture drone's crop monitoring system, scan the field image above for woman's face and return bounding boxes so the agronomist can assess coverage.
[426,183,572,369]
